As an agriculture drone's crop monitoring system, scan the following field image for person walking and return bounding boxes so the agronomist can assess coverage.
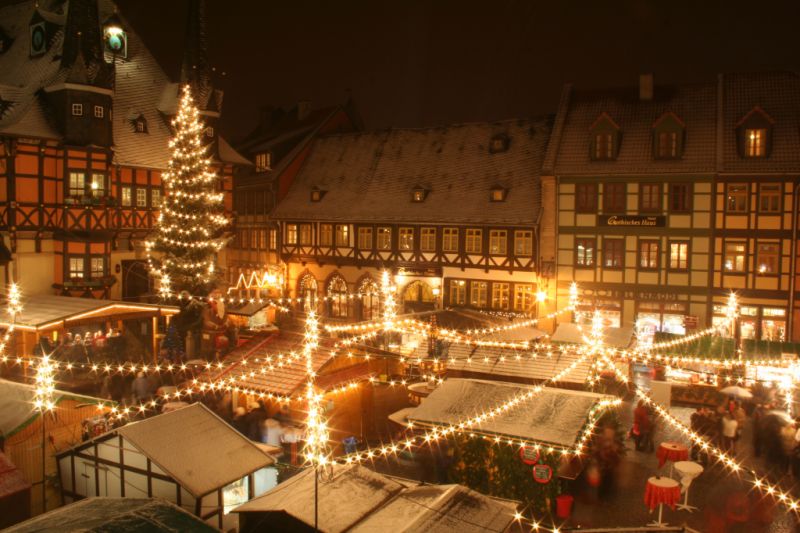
[633,400,653,452]
[721,412,739,454]
[132,372,150,404]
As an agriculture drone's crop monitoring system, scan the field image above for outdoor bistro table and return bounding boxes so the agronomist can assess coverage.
[674,460,704,512]
[645,476,681,527]
[657,441,689,476]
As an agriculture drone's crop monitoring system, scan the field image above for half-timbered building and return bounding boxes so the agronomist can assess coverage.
[0,0,247,300]
[270,119,551,320]
[543,72,800,340]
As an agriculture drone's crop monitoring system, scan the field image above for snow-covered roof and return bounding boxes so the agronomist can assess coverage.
[114,403,273,497]
[351,483,517,533]
[0,294,178,331]
[4,497,218,532]
[445,344,591,385]
[0,379,110,438]
[404,378,608,447]
[234,464,518,533]
[550,322,634,349]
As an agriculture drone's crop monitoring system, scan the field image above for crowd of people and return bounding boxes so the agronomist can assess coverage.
[35,329,126,361]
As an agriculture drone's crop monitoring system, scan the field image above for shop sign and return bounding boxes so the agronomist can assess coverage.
[519,446,540,465]
[683,315,698,329]
[599,215,666,227]
[532,464,553,483]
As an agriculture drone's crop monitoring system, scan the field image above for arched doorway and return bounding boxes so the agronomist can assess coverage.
[402,280,436,313]
[358,276,380,321]
[297,273,318,313]
[327,275,349,318]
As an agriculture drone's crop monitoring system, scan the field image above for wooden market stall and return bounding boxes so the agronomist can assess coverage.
[55,403,276,531]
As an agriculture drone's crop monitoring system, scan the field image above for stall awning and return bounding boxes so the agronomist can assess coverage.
[551,323,634,349]
[0,294,179,331]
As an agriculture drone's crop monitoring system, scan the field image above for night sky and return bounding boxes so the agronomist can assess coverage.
[117,0,800,142]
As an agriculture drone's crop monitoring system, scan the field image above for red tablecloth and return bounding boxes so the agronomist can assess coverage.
[657,442,689,468]
[644,476,681,511]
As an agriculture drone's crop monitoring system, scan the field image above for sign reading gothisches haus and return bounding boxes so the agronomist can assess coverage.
[599,215,666,227]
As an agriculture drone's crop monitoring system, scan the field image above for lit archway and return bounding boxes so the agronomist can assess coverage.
[327,274,349,318]
[297,273,318,313]
[357,276,380,321]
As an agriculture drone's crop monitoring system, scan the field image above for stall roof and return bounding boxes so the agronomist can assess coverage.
[445,345,591,385]
[0,379,110,438]
[402,378,609,447]
[110,403,273,498]
[0,451,30,499]
[551,323,634,349]
[0,294,178,331]
[233,464,517,533]
[4,497,219,532]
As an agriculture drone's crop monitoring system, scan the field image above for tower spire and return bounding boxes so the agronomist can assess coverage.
[181,0,212,104]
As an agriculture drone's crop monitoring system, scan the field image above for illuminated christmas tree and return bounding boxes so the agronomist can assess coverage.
[147,85,228,298]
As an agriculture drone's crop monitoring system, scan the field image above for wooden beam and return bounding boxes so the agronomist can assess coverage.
[118,435,125,497]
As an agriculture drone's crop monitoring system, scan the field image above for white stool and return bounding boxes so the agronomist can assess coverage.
[674,460,703,512]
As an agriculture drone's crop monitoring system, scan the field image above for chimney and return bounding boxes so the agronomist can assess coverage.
[639,73,654,101]
[297,100,312,121]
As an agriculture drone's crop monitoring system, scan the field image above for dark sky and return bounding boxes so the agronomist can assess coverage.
[118,0,800,142]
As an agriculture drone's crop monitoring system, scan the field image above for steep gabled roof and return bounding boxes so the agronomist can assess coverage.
[272,117,551,225]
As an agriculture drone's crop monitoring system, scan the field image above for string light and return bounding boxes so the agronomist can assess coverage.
[302,311,330,466]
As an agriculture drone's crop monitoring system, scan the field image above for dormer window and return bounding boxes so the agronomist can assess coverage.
[71,103,83,116]
[489,134,510,154]
[490,187,507,202]
[136,120,146,133]
[411,187,429,202]
[745,128,767,157]
[310,188,326,202]
[737,106,773,159]
[131,113,148,133]
[590,113,620,161]
[653,112,685,159]
[93,105,104,119]
[255,152,272,172]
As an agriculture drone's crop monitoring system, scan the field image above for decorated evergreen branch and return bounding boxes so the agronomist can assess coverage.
[146,85,228,298]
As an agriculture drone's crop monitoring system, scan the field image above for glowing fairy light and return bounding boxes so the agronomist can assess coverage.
[302,311,329,466]
[34,354,56,412]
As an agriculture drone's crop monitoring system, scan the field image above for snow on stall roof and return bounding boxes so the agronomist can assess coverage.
[445,344,591,384]
[233,464,408,532]
[0,379,109,438]
[551,322,634,349]
[351,483,517,533]
[406,378,607,446]
[116,403,273,498]
[4,497,218,532]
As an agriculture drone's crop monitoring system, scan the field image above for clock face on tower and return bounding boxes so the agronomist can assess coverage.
[30,22,46,56]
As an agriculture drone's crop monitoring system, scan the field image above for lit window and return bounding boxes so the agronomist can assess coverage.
[575,238,595,267]
[93,105,104,119]
[668,241,689,270]
[259,229,267,249]
[399,228,414,251]
[724,242,746,273]
[69,171,86,196]
[603,239,624,269]
[286,224,298,245]
[491,283,510,309]
[420,227,436,252]
[269,229,277,250]
[759,184,781,213]
[318,224,332,246]
[358,227,373,249]
[151,189,162,207]
[449,280,466,305]
[489,134,509,153]
[299,224,312,245]
[90,257,105,278]
[412,188,428,202]
[91,173,105,197]
[121,187,132,206]
[71,103,83,116]
[726,184,748,213]
[328,277,349,318]
[377,227,391,250]
[251,230,258,248]
[136,188,147,207]
[470,281,488,307]
[310,189,326,202]
[514,230,532,256]
[69,257,85,279]
[335,225,350,247]
[745,128,766,157]
[757,242,779,274]
[255,152,272,171]
[490,188,506,202]
[489,230,507,255]
[465,229,482,254]
[135,119,147,133]
[639,240,659,269]
[514,284,534,312]
[443,228,459,252]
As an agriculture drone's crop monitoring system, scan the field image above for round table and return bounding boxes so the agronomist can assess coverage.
[657,441,689,476]
[645,476,681,526]
[674,461,703,512]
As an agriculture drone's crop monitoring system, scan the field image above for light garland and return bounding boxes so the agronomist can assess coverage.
[33,354,56,412]
[302,311,330,466]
